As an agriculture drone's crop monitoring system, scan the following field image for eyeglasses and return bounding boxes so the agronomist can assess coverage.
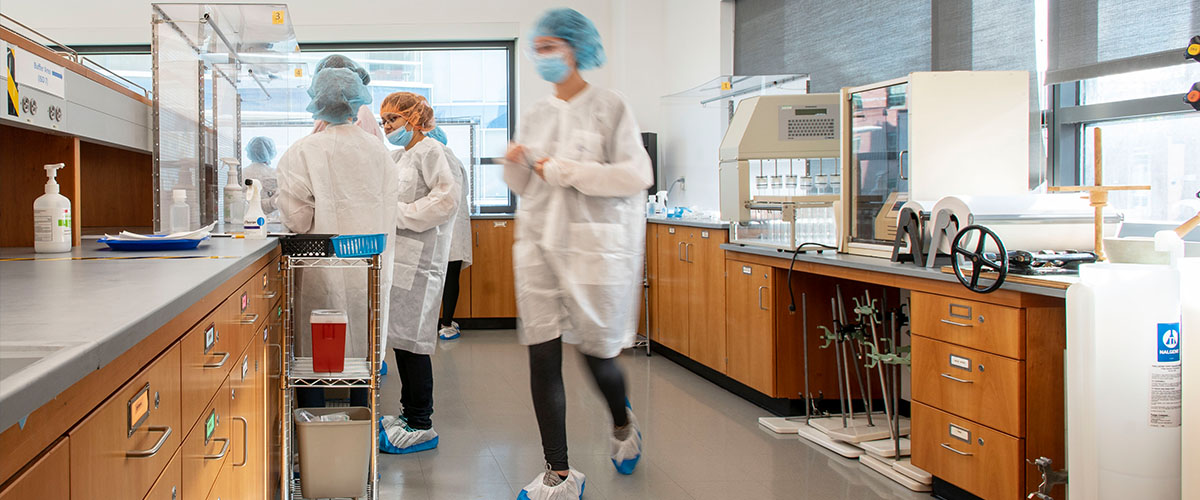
[529,39,569,57]
[379,113,403,128]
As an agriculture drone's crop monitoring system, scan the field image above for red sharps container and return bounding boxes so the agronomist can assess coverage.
[311,309,348,372]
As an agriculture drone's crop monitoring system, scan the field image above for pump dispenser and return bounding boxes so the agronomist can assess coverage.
[34,163,72,253]
[222,160,245,225]
[243,178,267,239]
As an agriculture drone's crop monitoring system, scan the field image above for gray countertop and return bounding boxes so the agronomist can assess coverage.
[0,238,278,431]
[721,243,1070,299]
[647,217,729,230]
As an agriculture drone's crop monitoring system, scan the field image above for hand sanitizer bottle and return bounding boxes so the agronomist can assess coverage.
[34,163,72,253]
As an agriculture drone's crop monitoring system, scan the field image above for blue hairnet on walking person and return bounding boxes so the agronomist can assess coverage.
[305,68,373,124]
[246,136,277,164]
[531,8,606,70]
[314,53,371,85]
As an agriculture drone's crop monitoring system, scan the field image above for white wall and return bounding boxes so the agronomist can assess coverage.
[5,0,727,209]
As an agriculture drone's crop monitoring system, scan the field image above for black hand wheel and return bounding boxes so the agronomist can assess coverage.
[951,225,1008,294]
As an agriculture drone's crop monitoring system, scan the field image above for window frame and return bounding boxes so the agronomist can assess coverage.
[74,40,520,214]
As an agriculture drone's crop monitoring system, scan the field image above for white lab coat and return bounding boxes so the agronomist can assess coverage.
[241,161,278,218]
[277,124,399,359]
[442,145,473,268]
[504,85,653,358]
[388,137,461,355]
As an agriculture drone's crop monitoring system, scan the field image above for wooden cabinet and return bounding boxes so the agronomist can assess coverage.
[650,223,728,370]
[181,377,230,500]
[181,309,237,431]
[912,403,1024,500]
[470,218,517,317]
[70,346,181,500]
[265,300,284,499]
[724,260,775,394]
[143,449,181,500]
[911,293,1024,359]
[0,438,69,500]
[226,335,261,499]
[912,336,1024,436]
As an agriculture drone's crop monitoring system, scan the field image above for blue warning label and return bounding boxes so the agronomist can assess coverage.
[1157,322,1180,363]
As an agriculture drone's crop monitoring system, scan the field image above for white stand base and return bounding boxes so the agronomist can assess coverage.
[809,414,911,444]
[798,425,863,458]
[861,437,911,459]
[758,416,807,434]
[860,454,933,492]
[892,458,933,485]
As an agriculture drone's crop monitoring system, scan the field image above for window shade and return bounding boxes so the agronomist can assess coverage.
[1048,0,1200,84]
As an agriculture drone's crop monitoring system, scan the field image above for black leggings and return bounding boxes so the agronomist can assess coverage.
[394,348,434,430]
[528,337,629,471]
[440,261,463,328]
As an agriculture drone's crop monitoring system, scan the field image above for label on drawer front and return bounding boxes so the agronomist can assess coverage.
[205,410,217,443]
[205,325,217,353]
[948,354,971,371]
[948,423,971,443]
[127,383,150,437]
[742,266,752,275]
[241,292,249,312]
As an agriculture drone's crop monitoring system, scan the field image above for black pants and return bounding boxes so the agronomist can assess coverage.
[296,387,369,409]
[394,348,434,430]
[440,260,463,328]
[528,337,629,471]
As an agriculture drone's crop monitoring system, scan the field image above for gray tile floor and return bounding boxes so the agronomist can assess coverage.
[377,330,930,500]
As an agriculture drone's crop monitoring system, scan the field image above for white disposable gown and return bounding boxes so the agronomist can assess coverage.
[503,85,653,359]
[442,145,473,268]
[388,137,461,355]
[277,124,399,359]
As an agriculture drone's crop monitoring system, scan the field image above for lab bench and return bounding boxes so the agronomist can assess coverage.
[644,219,1067,500]
[0,238,283,499]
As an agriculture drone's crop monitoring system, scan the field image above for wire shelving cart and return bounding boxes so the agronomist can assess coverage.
[280,248,383,500]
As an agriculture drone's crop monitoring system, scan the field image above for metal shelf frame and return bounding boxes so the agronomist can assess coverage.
[281,254,382,500]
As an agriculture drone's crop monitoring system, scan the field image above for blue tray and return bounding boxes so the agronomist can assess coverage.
[98,235,210,251]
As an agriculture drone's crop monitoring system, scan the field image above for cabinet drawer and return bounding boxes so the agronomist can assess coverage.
[70,345,182,500]
[206,465,231,500]
[181,310,236,430]
[912,336,1024,436]
[911,403,1023,500]
[911,292,1024,359]
[182,377,231,500]
[0,437,69,500]
[143,448,181,500]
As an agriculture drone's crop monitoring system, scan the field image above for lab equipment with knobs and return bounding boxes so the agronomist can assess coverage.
[719,94,843,251]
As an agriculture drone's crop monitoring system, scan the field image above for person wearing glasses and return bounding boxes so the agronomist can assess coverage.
[503,8,653,499]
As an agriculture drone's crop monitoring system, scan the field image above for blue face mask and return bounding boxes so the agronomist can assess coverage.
[427,127,448,145]
[535,54,570,83]
[387,128,414,148]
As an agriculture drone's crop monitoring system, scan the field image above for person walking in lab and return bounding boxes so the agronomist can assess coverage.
[242,136,279,218]
[436,130,472,342]
[276,68,399,409]
[377,92,462,454]
[504,8,652,499]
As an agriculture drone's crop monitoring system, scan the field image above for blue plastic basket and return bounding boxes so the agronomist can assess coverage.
[331,234,386,258]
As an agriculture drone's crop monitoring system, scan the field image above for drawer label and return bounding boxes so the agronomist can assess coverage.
[242,356,249,380]
[701,230,710,239]
[205,410,217,444]
[668,227,676,234]
[948,423,971,443]
[127,383,151,437]
[204,324,217,353]
[263,273,269,289]
[742,265,752,275]
[494,221,508,227]
[241,292,249,313]
[949,354,971,371]
[948,303,972,319]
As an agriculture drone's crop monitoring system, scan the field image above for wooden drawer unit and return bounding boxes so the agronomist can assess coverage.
[181,309,236,430]
[206,466,231,500]
[912,336,1025,437]
[143,448,181,500]
[912,403,1024,500]
[911,292,1024,359]
[181,377,231,500]
[70,345,181,500]
[226,337,261,498]
[0,437,69,500]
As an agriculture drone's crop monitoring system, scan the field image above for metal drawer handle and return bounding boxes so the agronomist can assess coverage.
[261,291,278,300]
[686,243,693,263]
[940,319,973,328]
[678,241,684,261]
[232,416,249,467]
[203,352,230,369]
[940,373,974,384]
[204,437,230,460]
[126,425,172,458]
[758,286,769,310]
[940,443,973,456]
[239,313,260,325]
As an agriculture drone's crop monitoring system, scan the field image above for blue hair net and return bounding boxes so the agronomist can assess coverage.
[427,126,448,145]
[306,68,373,124]
[314,54,371,85]
[532,8,606,70]
[246,136,277,164]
